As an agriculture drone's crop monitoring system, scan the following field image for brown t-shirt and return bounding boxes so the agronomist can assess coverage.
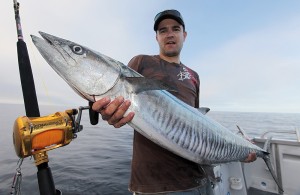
[128,55,208,193]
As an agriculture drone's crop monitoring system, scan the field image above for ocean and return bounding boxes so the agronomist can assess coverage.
[0,103,299,195]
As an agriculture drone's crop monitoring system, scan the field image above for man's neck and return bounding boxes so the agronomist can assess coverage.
[159,54,180,64]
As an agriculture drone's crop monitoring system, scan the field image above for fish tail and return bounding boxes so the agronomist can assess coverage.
[262,153,284,193]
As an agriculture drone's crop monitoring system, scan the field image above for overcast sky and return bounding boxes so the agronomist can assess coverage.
[1,0,300,113]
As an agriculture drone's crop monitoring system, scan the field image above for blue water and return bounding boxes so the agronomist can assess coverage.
[0,103,299,195]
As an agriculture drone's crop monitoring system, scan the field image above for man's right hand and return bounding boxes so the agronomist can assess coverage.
[92,96,135,128]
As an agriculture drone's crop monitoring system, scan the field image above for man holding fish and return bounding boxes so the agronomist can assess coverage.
[92,9,257,195]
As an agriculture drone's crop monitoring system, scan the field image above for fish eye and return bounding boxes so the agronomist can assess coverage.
[72,45,84,55]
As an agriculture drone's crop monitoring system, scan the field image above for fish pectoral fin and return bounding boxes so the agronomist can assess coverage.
[125,77,177,94]
[197,107,210,115]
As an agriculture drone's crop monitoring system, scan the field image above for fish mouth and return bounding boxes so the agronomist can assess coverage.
[31,32,55,46]
[38,31,57,45]
[31,31,95,102]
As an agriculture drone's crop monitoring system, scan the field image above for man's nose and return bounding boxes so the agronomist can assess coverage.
[166,30,175,37]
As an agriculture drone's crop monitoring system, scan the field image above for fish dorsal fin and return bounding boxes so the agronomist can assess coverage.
[197,107,210,115]
[236,125,253,142]
[125,77,176,94]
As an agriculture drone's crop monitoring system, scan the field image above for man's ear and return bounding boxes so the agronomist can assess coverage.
[183,31,187,41]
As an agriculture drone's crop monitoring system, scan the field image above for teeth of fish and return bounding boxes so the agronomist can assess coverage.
[31,32,284,192]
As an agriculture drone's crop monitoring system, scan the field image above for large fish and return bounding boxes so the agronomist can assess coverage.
[31,32,283,192]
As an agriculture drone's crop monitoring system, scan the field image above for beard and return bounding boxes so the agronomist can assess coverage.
[164,51,179,57]
[162,47,182,57]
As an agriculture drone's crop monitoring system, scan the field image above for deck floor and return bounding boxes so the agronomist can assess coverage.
[248,187,280,195]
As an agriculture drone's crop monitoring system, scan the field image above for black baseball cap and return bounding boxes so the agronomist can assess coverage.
[154,9,185,31]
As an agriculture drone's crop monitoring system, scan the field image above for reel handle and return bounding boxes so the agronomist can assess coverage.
[89,101,99,125]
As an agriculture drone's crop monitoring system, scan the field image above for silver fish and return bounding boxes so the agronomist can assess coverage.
[31,32,283,192]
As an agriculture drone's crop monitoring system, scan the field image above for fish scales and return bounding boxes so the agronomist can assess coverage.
[138,89,256,164]
[207,132,218,160]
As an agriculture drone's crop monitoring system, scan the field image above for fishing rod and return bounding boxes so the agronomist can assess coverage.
[12,1,60,194]
[13,0,39,117]
[12,2,100,194]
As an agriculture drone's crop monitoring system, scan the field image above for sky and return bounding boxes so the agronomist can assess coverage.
[1,0,300,113]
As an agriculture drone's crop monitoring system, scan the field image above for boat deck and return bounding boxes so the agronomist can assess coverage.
[248,187,279,195]
[213,128,300,195]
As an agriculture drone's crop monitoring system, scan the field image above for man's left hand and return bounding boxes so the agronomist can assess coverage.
[242,152,257,163]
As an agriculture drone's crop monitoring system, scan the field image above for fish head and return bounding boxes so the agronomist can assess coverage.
[31,31,121,102]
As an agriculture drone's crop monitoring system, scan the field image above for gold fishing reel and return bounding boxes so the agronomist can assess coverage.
[13,106,89,159]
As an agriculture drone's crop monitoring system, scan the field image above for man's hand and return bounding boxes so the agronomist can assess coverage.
[92,96,135,128]
[242,152,257,163]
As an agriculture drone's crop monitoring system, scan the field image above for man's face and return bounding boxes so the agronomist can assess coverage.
[156,18,187,58]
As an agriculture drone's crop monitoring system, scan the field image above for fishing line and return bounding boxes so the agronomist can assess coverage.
[27,40,51,104]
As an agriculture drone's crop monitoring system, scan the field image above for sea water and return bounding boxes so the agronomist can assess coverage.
[0,103,299,195]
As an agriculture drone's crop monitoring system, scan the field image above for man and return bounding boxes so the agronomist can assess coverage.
[92,10,256,195]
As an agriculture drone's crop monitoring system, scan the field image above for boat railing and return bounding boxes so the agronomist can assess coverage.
[260,127,300,142]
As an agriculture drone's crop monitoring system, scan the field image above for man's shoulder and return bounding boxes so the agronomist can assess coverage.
[131,54,159,62]
[128,55,160,68]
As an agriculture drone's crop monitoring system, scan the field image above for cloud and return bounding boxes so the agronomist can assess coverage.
[1,0,299,113]
[194,15,300,112]
[0,0,158,106]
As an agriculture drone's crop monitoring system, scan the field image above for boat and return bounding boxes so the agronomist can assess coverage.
[212,128,300,195]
